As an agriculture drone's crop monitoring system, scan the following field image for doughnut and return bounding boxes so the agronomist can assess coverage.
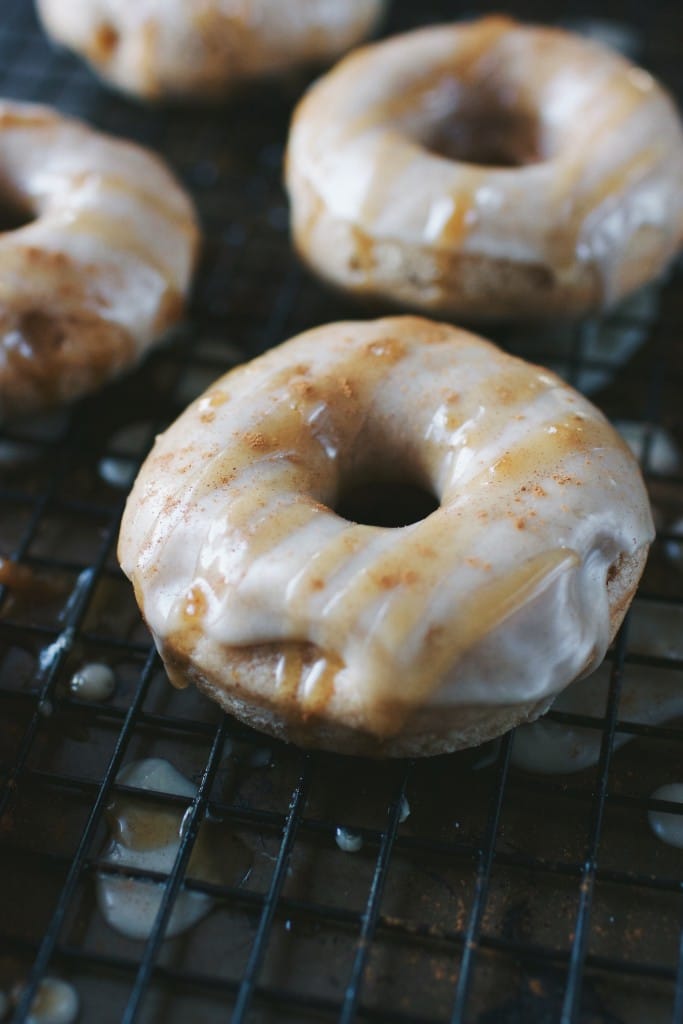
[119,317,654,758]
[36,0,386,101]
[0,100,199,419]
[286,17,683,320]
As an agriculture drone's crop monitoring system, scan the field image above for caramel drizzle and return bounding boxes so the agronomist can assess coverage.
[552,69,664,251]
[275,644,342,715]
[106,772,252,885]
[329,22,671,274]
[339,18,519,249]
[63,209,171,280]
[406,547,580,695]
[158,344,619,733]
[0,555,63,615]
[68,168,195,231]
[352,17,516,133]
[439,196,476,247]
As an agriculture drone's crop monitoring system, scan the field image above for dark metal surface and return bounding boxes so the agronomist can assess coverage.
[0,1,682,1022]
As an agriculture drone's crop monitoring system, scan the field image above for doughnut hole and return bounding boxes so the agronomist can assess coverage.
[0,193,33,232]
[426,107,543,167]
[400,74,550,168]
[335,478,439,529]
[328,408,441,528]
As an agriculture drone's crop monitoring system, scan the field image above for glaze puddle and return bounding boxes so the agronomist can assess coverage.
[13,977,79,1024]
[335,826,363,853]
[69,662,116,701]
[97,758,251,940]
[648,784,683,849]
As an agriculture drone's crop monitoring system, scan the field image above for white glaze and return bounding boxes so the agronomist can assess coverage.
[26,978,79,1024]
[512,660,683,774]
[286,18,683,317]
[37,0,386,100]
[0,100,198,418]
[335,827,363,853]
[97,758,211,940]
[69,662,116,701]
[648,784,683,849]
[119,317,654,744]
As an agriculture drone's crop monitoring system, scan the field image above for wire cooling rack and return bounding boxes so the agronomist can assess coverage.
[1,1,682,1022]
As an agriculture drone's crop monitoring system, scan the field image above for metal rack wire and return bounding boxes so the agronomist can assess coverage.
[0,1,682,1021]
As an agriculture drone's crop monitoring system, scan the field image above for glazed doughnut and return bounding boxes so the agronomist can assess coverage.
[36,0,386,101]
[0,100,199,419]
[286,17,683,319]
[119,317,654,758]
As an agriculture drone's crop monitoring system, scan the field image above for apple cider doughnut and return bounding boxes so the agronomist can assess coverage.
[0,100,199,418]
[286,17,683,319]
[36,0,386,101]
[119,317,654,757]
